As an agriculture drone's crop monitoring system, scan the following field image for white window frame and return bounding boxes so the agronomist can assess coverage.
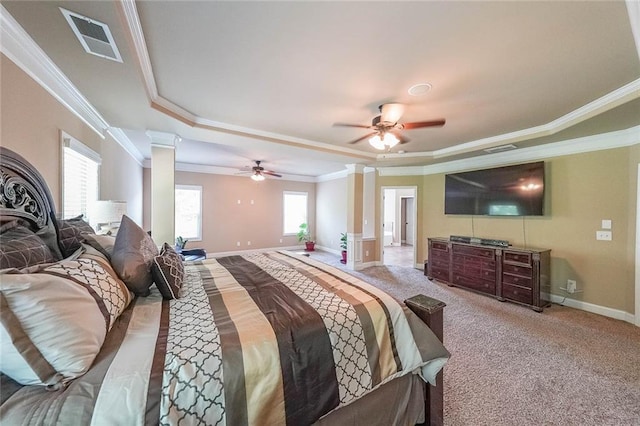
[175,184,203,241]
[61,131,100,220]
[283,191,308,236]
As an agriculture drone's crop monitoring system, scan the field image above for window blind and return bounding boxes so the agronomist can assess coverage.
[62,135,100,220]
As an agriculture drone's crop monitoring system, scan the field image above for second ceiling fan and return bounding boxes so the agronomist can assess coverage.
[334,103,445,150]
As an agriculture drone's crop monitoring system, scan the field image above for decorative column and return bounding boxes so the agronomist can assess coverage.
[346,164,364,270]
[148,130,180,247]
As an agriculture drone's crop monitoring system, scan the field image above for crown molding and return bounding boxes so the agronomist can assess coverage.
[1,5,146,166]
[378,125,640,177]
[167,162,317,183]
[316,169,349,182]
[627,0,640,64]
[106,128,144,166]
[0,5,109,138]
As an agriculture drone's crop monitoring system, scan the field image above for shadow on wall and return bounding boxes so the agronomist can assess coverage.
[550,257,582,297]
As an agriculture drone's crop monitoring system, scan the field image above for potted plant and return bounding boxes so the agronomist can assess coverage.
[340,232,347,264]
[175,236,188,253]
[297,223,315,251]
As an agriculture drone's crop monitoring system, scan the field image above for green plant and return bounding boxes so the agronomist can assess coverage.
[340,233,347,251]
[175,236,188,249]
[296,223,312,243]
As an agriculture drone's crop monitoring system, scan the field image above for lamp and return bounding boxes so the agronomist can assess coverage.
[90,200,127,235]
[251,172,265,181]
[369,132,399,150]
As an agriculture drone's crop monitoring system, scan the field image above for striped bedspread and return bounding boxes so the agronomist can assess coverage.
[0,251,448,426]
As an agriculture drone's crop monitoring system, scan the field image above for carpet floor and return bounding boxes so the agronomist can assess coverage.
[308,250,640,426]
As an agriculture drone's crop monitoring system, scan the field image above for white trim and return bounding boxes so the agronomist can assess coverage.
[379,126,640,177]
[316,169,349,182]
[175,184,203,241]
[380,186,418,268]
[209,245,303,258]
[0,5,109,138]
[315,245,341,256]
[626,0,640,64]
[170,162,317,183]
[146,130,181,147]
[106,128,145,166]
[62,131,101,164]
[547,293,636,325]
[636,163,640,326]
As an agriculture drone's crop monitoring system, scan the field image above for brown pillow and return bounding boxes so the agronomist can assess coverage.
[56,216,91,257]
[151,243,185,300]
[0,221,55,270]
[110,215,158,296]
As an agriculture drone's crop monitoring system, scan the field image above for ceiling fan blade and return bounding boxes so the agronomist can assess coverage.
[347,132,377,144]
[333,122,372,129]
[263,171,282,178]
[402,119,446,130]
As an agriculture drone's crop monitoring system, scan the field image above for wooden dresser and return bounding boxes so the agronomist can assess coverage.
[427,237,551,311]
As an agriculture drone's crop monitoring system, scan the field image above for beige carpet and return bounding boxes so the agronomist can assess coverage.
[308,251,640,426]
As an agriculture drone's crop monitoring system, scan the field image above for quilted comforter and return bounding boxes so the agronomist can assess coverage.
[1,251,448,425]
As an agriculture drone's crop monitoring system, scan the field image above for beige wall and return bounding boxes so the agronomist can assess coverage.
[143,170,316,253]
[379,147,637,314]
[1,55,143,224]
[316,177,347,250]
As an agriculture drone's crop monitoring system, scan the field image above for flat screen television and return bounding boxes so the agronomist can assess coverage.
[444,161,545,216]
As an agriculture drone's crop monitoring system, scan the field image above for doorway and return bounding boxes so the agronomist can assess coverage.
[381,186,417,267]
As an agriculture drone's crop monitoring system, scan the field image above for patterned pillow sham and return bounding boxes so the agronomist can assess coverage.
[0,221,55,270]
[151,243,185,300]
[0,253,132,387]
[111,215,159,296]
[56,215,96,258]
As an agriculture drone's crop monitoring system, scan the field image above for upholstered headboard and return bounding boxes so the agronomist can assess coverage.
[0,146,63,259]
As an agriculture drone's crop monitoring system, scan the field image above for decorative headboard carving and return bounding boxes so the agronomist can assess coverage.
[0,147,57,232]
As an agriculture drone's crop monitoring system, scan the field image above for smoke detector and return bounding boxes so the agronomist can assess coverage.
[60,8,122,63]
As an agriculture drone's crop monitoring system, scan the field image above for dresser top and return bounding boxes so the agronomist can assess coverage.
[428,236,550,254]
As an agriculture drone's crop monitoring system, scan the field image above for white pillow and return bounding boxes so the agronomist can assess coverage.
[0,255,132,387]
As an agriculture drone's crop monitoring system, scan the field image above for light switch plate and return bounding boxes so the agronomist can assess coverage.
[596,231,612,241]
[602,219,612,229]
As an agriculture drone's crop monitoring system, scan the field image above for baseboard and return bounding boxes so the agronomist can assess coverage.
[315,245,340,255]
[209,245,303,258]
[547,293,636,325]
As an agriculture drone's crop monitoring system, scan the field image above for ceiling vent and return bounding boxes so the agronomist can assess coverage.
[60,8,122,63]
[484,144,517,154]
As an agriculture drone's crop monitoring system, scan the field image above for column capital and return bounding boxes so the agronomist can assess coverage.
[345,163,365,174]
[147,130,181,147]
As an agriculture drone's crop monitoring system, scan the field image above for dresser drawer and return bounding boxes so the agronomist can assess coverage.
[431,241,449,251]
[453,274,495,295]
[431,258,449,269]
[452,244,495,260]
[430,266,449,281]
[503,251,531,266]
[431,249,450,262]
[503,263,532,277]
[481,259,496,271]
[481,269,496,280]
[503,273,532,288]
[502,283,532,305]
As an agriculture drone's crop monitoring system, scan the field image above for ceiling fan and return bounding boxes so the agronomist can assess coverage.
[333,103,445,150]
[238,160,282,181]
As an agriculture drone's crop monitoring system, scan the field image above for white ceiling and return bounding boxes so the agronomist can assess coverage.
[3,1,640,178]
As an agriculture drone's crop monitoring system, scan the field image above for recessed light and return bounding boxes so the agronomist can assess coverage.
[408,83,432,96]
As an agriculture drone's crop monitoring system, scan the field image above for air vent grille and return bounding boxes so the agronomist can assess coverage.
[484,144,517,154]
[61,8,122,63]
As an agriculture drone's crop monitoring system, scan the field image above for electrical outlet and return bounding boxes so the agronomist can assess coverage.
[247,241,251,246]
[596,231,612,241]
[365,250,369,257]
[567,279,577,293]
[236,241,240,247]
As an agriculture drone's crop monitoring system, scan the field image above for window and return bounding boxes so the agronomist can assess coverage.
[62,133,100,220]
[175,184,202,241]
[283,191,308,235]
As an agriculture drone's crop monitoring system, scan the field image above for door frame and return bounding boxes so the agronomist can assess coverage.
[380,186,418,268]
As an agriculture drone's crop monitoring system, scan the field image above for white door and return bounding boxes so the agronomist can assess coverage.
[405,197,415,246]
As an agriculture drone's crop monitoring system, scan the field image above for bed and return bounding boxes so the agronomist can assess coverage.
[0,146,449,425]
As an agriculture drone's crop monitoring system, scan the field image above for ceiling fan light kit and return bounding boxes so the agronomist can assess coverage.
[251,172,265,181]
[334,102,445,151]
[241,160,282,181]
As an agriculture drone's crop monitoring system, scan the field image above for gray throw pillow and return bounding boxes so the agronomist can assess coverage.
[110,215,158,296]
[0,220,55,270]
[151,243,185,300]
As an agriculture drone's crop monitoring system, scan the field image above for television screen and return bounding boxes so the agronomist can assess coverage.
[444,161,545,216]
